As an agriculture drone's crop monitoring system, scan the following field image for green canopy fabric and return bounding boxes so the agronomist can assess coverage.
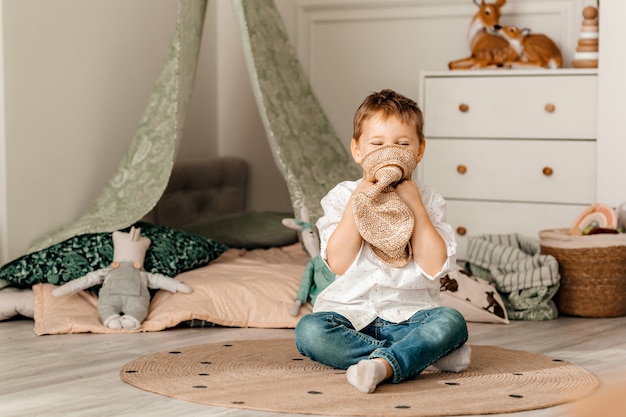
[28,0,207,254]
[232,0,360,226]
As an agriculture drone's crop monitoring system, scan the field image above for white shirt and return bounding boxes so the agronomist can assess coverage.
[313,179,457,331]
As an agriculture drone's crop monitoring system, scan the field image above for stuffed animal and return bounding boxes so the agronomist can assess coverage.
[52,226,192,330]
[282,207,335,317]
[448,0,510,70]
[494,25,563,69]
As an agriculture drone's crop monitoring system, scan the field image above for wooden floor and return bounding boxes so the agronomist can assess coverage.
[2,316,625,417]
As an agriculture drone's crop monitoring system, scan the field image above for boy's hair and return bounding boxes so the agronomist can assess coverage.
[353,89,424,143]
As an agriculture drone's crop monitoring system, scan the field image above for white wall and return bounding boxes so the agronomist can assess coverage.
[596,0,626,205]
[1,0,179,261]
[0,1,6,263]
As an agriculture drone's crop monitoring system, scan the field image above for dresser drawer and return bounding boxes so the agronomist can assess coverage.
[445,200,587,260]
[423,74,597,139]
[422,139,596,205]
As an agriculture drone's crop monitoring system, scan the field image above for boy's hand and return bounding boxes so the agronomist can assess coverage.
[395,179,420,204]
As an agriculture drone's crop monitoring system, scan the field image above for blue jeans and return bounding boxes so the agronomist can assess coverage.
[295,307,468,383]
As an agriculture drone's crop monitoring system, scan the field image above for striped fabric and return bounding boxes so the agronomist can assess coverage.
[466,234,561,321]
[467,234,560,293]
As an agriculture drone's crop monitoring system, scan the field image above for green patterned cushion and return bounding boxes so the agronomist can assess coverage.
[0,222,227,287]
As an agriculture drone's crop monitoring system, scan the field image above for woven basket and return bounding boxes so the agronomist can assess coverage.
[540,229,626,318]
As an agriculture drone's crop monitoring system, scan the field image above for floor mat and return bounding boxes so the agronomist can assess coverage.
[120,338,600,416]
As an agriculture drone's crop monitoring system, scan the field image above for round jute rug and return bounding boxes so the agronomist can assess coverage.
[120,339,600,417]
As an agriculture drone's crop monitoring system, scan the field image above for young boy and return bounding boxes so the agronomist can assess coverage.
[294,89,470,393]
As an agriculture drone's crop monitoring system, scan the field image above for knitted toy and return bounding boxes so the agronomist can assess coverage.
[351,145,418,267]
[52,226,192,330]
[282,207,335,316]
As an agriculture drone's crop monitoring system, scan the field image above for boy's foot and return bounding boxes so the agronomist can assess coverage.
[346,359,388,393]
[427,343,472,372]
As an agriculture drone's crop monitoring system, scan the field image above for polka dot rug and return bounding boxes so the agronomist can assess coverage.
[120,338,599,416]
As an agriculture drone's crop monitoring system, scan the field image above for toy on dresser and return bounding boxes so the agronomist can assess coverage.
[52,227,192,330]
[449,0,562,70]
[448,0,510,70]
[572,6,599,68]
[494,25,563,69]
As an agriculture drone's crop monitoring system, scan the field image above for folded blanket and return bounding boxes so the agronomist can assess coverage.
[352,145,417,267]
[466,233,560,320]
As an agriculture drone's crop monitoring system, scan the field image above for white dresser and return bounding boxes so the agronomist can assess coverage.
[418,69,598,260]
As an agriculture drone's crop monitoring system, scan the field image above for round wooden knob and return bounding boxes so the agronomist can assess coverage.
[456,226,467,236]
[459,103,469,113]
[542,166,554,176]
[544,103,556,113]
[457,164,467,174]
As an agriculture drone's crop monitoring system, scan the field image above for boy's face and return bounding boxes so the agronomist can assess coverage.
[350,113,425,165]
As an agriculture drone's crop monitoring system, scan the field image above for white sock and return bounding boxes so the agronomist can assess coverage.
[346,359,388,393]
[427,344,472,373]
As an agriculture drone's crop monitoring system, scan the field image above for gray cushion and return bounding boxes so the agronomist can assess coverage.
[182,211,298,249]
[144,157,248,228]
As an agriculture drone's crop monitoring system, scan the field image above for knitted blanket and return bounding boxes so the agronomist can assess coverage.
[466,233,561,320]
[352,145,418,267]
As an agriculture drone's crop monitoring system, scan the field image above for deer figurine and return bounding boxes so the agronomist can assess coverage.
[449,0,511,70]
[495,25,563,69]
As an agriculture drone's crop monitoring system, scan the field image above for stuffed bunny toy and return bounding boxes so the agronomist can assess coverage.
[52,226,192,330]
[282,207,335,316]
